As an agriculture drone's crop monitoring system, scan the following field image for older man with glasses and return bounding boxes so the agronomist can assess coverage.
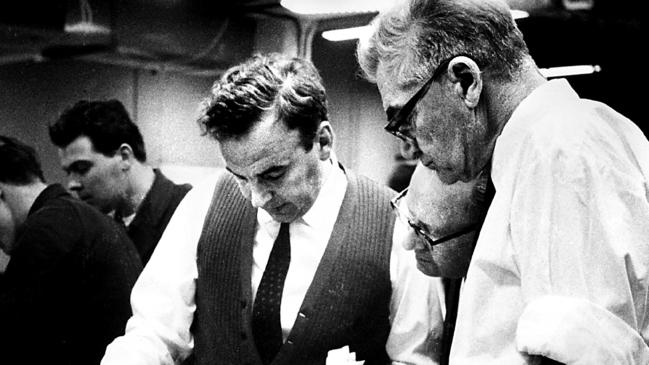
[390,161,493,365]
[358,0,649,364]
[389,165,492,278]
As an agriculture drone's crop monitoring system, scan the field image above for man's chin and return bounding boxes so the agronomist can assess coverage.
[266,206,299,223]
[414,245,472,278]
[414,249,442,276]
[416,260,441,277]
[416,259,469,278]
[435,168,462,185]
[91,201,114,215]
[79,195,97,206]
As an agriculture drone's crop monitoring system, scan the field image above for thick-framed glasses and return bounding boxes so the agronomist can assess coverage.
[390,187,479,251]
[384,56,462,143]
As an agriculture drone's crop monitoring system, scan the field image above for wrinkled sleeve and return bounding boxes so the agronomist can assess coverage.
[386,219,444,365]
[510,142,649,362]
[517,295,649,364]
[101,176,218,365]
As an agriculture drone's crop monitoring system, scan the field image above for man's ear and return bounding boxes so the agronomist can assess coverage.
[446,56,483,108]
[315,121,334,161]
[117,143,134,170]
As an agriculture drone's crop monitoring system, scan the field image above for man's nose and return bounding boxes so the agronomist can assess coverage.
[400,224,427,251]
[400,138,422,160]
[249,183,272,209]
[67,177,82,192]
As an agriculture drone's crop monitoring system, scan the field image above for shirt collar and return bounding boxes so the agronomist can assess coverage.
[506,79,578,129]
[300,157,346,228]
[492,79,579,184]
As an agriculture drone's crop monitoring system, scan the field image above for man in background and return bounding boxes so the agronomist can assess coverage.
[49,99,192,265]
[357,0,649,363]
[102,53,441,365]
[0,135,141,364]
[386,139,419,192]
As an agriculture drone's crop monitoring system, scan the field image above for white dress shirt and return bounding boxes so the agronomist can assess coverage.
[251,159,342,341]
[450,79,649,364]
[102,160,442,365]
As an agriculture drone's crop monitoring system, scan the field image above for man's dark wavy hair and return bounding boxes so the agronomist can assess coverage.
[49,99,147,161]
[0,135,45,185]
[197,53,329,151]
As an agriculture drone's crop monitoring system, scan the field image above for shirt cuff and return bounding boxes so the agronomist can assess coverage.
[516,295,649,364]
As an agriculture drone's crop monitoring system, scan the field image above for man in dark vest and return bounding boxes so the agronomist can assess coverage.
[102,53,442,365]
[48,99,192,265]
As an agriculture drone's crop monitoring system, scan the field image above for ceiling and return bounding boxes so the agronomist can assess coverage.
[0,0,644,77]
[0,0,291,76]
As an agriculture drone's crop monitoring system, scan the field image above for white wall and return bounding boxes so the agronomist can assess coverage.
[0,33,406,273]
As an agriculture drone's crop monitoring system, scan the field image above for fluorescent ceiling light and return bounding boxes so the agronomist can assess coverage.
[322,10,529,41]
[539,65,602,78]
[322,26,372,41]
[321,29,603,80]
[65,22,110,34]
[281,0,396,15]
[65,0,110,34]
[510,9,529,19]
[283,0,530,18]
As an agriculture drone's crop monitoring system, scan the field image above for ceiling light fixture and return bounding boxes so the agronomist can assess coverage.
[280,0,395,15]
[321,10,529,42]
[510,9,529,19]
[282,0,529,19]
[539,64,602,78]
[64,0,110,34]
[322,26,372,41]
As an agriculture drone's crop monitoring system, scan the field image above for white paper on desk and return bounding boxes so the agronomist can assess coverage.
[326,346,365,365]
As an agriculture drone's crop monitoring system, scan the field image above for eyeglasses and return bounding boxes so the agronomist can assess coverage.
[384,56,456,142]
[390,187,479,251]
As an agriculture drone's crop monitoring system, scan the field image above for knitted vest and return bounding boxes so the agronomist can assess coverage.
[192,170,395,365]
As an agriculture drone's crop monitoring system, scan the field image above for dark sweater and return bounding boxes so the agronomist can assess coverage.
[127,169,191,265]
[191,170,395,365]
[0,184,142,365]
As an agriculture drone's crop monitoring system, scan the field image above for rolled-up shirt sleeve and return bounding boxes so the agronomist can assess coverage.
[102,175,218,365]
[510,138,649,361]
[517,295,649,364]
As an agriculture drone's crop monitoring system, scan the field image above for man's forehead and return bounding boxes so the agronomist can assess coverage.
[58,136,108,169]
[221,121,298,177]
[60,135,95,154]
[405,163,442,217]
[225,150,290,177]
[404,183,426,220]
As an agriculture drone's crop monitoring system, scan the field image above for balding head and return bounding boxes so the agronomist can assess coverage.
[398,162,492,277]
